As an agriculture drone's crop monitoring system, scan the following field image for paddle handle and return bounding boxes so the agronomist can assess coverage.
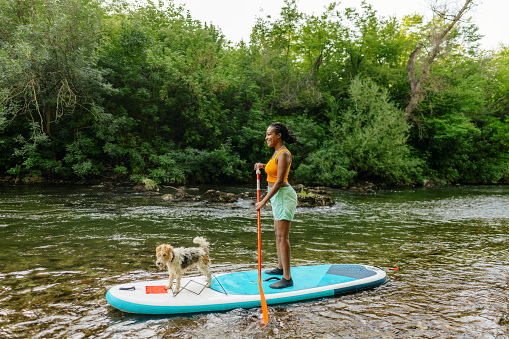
[256,169,268,324]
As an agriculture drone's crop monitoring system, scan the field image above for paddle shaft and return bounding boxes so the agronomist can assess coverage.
[256,169,269,324]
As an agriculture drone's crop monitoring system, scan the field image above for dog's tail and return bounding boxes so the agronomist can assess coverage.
[193,237,210,252]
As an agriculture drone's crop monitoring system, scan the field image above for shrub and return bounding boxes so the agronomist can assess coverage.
[295,143,356,187]
[332,77,422,183]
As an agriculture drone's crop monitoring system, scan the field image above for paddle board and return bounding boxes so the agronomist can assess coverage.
[106,264,386,315]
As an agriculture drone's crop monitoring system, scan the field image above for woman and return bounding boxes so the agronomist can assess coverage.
[254,122,298,289]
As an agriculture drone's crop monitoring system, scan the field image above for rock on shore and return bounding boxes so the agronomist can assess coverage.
[153,185,335,207]
[202,190,238,203]
[295,187,334,207]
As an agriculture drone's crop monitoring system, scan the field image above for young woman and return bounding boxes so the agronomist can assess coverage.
[254,122,298,289]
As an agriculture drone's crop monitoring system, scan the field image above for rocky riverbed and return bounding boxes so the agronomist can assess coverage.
[132,183,335,207]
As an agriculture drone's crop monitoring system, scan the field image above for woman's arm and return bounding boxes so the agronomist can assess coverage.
[255,151,290,211]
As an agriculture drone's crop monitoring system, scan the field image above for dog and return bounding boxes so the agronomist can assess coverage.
[155,237,212,295]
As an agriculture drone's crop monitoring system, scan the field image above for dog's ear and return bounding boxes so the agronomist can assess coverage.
[158,244,173,258]
[156,244,170,257]
[164,245,174,260]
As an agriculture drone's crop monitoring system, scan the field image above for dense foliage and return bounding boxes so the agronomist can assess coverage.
[1,0,508,186]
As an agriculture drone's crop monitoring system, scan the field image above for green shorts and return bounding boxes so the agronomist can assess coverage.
[268,185,298,221]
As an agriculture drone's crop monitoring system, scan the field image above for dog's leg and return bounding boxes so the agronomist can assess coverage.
[167,269,174,291]
[206,270,212,287]
[174,276,181,295]
[173,268,182,295]
[197,264,212,287]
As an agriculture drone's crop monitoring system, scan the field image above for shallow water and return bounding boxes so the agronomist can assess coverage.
[0,184,508,338]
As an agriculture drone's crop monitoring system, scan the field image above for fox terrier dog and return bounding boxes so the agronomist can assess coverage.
[155,237,212,295]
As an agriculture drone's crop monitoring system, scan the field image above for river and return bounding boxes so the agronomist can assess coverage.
[0,184,508,338]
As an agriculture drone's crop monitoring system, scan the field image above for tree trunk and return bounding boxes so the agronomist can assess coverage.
[44,105,52,137]
[43,105,56,157]
[405,0,474,120]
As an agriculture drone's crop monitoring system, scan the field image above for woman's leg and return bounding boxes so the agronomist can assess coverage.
[274,219,291,280]
[273,219,282,270]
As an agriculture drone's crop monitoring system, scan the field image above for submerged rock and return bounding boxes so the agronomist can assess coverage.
[91,182,115,189]
[297,187,334,207]
[174,188,201,201]
[423,179,437,187]
[144,191,161,196]
[348,182,377,192]
[202,190,238,203]
[238,191,256,199]
[161,194,175,201]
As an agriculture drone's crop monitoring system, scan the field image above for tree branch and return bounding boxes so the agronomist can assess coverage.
[405,0,474,119]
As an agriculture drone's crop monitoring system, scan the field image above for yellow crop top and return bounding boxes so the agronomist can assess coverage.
[265,149,292,183]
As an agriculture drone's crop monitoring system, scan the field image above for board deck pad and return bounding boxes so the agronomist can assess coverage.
[210,264,375,295]
[145,286,167,294]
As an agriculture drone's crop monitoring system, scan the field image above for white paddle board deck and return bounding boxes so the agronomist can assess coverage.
[106,264,386,315]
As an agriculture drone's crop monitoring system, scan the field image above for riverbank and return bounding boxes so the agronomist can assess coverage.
[3,174,508,188]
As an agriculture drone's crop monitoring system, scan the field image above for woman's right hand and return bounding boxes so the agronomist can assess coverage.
[255,201,265,211]
[254,163,266,171]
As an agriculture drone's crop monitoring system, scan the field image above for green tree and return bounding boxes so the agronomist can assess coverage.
[314,2,418,106]
[333,77,422,183]
[0,0,106,177]
[294,142,356,187]
[249,0,322,111]
[413,48,509,183]
[97,0,245,183]
[405,0,478,119]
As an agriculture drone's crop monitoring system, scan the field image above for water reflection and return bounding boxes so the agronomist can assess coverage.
[0,185,508,338]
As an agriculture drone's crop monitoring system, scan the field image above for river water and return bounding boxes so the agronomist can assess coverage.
[0,184,508,338]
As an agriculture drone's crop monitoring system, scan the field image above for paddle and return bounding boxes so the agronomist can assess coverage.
[256,169,269,324]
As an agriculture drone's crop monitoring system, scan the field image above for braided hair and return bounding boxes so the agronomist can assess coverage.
[270,122,298,144]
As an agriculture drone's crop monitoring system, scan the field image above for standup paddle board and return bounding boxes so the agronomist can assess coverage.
[106,264,386,315]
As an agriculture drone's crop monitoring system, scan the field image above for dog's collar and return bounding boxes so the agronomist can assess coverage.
[170,250,174,262]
